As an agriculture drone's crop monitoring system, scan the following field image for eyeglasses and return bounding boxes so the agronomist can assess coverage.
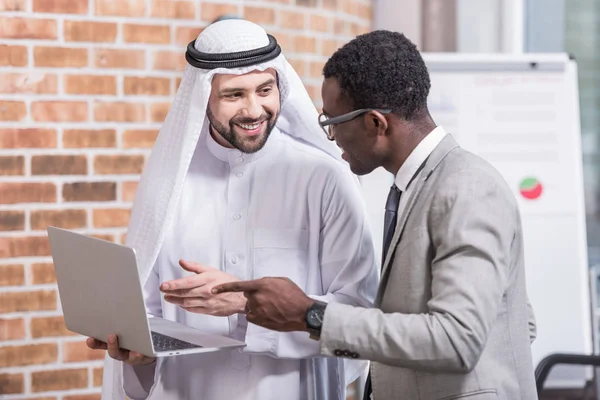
[318,108,392,141]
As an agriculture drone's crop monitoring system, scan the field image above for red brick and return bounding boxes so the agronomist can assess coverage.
[0,318,25,340]
[149,102,170,123]
[151,0,195,19]
[31,209,87,230]
[322,0,336,9]
[64,395,101,400]
[0,0,27,11]
[122,181,138,201]
[0,235,52,257]
[32,155,88,175]
[175,26,204,46]
[94,102,145,123]
[93,367,103,386]
[124,77,170,96]
[0,155,25,175]
[200,3,238,22]
[94,155,144,175]
[31,368,87,392]
[0,343,58,367]
[32,101,88,122]
[0,373,24,394]
[95,0,145,17]
[0,44,27,66]
[0,264,25,286]
[0,183,56,204]
[310,15,329,32]
[122,129,158,148]
[93,208,131,228]
[63,182,116,202]
[63,341,106,362]
[31,316,76,338]
[65,75,117,95]
[0,290,56,313]
[34,46,88,68]
[123,24,170,44]
[64,20,117,42]
[94,48,145,69]
[63,129,116,148]
[0,101,26,121]
[244,6,276,25]
[153,50,187,71]
[0,17,57,40]
[31,263,56,284]
[310,60,325,78]
[287,58,306,77]
[0,73,58,94]
[33,0,88,13]
[0,128,57,148]
[0,211,25,232]
[274,32,293,53]
[294,36,316,53]
[279,10,305,30]
[321,39,340,56]
[0,211,24,231]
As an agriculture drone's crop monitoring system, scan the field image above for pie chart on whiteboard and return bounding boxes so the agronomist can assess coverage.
[519,177,543,200]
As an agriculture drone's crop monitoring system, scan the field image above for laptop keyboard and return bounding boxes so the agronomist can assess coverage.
[151,331,202,352]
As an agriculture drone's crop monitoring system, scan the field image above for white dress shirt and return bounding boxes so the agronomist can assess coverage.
[122,128,379,400]
[395,126,448,214]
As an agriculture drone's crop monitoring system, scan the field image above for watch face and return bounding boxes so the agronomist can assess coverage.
[307,306,324,329]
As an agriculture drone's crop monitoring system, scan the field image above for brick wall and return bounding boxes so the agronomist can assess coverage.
[0,0,372,398]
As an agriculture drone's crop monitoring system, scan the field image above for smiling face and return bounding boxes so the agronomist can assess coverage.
[207,68,280,154]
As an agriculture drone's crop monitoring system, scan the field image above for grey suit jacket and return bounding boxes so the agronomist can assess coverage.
[320,135,538,400]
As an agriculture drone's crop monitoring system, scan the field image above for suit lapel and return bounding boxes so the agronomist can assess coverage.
[379,134,460,280]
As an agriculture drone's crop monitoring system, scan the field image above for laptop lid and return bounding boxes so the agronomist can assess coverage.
[47,226,156,356]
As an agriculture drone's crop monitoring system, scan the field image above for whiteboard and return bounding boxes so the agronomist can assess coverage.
[358,53,593,388]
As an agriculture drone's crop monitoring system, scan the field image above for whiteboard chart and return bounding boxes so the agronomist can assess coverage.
[358,53,592,388]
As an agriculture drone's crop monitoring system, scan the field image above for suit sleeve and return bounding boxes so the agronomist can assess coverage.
[319,168,520,372]
[243,168,380,359]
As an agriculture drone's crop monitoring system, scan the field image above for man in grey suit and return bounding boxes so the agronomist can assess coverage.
[214,30,538,400]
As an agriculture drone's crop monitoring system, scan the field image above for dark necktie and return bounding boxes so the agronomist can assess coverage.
[363,184,402,400]
[382,184,402,266]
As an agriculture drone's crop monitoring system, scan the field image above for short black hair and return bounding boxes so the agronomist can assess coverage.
[323,30,430,121]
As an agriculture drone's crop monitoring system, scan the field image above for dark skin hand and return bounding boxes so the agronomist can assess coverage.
[86,334,156,366]
[212,277,315,332]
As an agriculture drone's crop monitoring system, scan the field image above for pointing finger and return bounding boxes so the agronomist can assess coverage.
[212,280,260,294]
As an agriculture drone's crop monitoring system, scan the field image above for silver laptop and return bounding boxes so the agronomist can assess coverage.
[47,226,246,358]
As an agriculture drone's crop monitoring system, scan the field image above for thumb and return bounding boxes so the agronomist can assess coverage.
[179,259,214,274]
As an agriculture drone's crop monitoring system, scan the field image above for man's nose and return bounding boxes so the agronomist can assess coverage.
[241,96,263,119]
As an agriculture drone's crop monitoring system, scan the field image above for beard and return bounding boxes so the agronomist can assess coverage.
[207,108,279,154]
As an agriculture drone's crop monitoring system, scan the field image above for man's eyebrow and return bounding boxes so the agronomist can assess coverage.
[256,78,276,89]
[220,87,246,95]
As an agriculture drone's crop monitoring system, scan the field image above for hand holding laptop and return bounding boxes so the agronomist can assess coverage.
[160,259,247,317]
[86,334,156,366]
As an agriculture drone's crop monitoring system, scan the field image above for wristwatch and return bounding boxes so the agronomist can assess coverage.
[305,300,327,340]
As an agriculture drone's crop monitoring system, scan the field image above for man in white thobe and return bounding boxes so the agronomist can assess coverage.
[89,20,379,400]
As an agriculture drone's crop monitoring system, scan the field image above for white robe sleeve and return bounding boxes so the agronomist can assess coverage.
[122,263,165,399]
[243,168,379,359]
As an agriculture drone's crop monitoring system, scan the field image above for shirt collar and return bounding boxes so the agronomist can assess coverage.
[206,126,281,165]
[394,125,447,191]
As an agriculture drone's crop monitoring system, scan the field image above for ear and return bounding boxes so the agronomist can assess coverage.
[364,110,389,136]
